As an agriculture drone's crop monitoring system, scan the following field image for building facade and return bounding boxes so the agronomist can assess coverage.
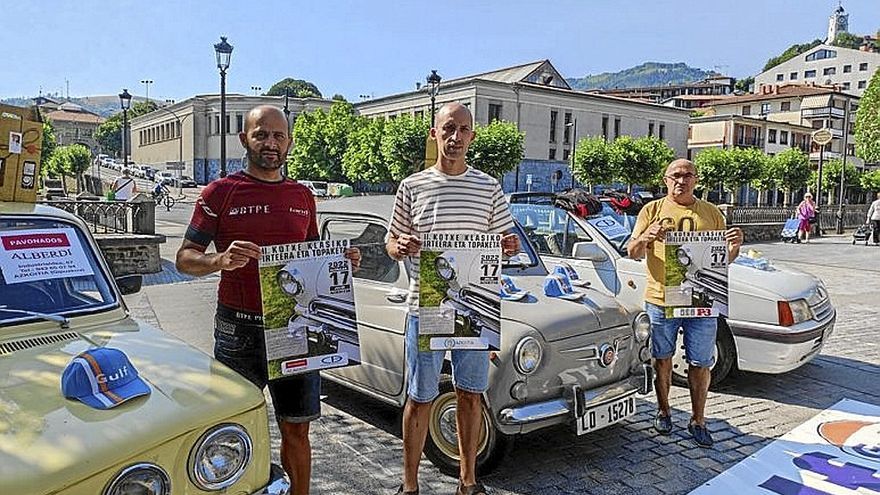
[39,101,105,154]
[596,75,737,106]
[130,94,333,184]
[754,44,880,97]
[688,115,813,158]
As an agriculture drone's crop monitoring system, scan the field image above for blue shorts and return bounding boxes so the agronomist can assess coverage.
[645,302,717,368]
[405,315,489,403]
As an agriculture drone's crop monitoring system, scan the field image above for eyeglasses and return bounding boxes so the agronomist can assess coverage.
[664,173,697,182]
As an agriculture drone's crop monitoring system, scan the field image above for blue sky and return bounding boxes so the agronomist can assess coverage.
[3,0,877,101]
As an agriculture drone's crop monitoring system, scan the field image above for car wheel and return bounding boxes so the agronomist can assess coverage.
[423,376,511,477]
[670,319,736,389]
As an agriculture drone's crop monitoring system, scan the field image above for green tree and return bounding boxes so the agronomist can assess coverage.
[44,144,92,193]
[855,68,880,164]
[773,147,811,206]
[832,32,864,49]
[95,100,158,156]
[693,148,733,200]
[611,136,674,192]
[763,39,823,72]
[41,118,57,169]
[571,136,616,190]
[727,147,767,205]
[287,101,355,181]
[266,78,322,98]
[751,157,781,206]
[466,120,524,179]
[342,117,390,184]
[381,114,430,182]
[734,76,754,93]
[331,94,347,102]
[860,169,880,192]
[810,159,860,205]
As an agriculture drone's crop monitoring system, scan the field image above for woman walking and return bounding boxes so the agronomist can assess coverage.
[796,193,817,243]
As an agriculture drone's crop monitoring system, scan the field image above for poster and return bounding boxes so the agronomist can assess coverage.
[0,228,94,284]
[690,398,880,495]
[664,230,728,318]
[258,239,359,379]
[419,232,501,351]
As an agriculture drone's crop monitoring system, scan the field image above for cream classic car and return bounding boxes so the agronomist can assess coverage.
[0,202,288,495]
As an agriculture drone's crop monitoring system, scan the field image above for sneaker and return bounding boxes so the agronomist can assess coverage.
[654,411,673,435]
[395,484,418,495]
[688,422,714,447]
[456,481,488,495]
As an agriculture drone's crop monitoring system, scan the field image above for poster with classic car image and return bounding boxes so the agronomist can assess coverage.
[419,232,502,352]
[258,239,359,379]
[664,230,728,318]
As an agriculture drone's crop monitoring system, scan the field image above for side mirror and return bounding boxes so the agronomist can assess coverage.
[572,242,609,262]
[116,274,143,295]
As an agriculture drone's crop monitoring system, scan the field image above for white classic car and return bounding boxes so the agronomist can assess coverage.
[508,193,836,386]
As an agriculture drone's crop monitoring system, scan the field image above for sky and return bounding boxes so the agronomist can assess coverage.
[3,0,878,102]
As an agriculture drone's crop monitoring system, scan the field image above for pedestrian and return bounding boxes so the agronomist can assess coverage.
[175,105,360,495]
[626,158,743,448]
[386,102,519,495]
[867,191,880,245]
[796,193,817,243]
[111,168,137,201]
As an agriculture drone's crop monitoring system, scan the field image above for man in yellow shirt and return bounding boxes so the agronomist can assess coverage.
[627,159,743,447]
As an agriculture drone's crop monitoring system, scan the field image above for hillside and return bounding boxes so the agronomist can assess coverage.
[566,62,716,90]
[0,94,147,118]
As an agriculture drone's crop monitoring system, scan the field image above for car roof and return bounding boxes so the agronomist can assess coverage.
[0,201,85,224]
[317,195,394,219]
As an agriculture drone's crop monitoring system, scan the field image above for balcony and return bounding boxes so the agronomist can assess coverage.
[733,136,764,149]
[802,106,846,119]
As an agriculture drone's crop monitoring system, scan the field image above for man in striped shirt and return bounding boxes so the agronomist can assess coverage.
[386,103,518,495]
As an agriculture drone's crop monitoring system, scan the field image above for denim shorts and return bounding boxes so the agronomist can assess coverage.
[645,302,717,368]
[405,315,489,403]
[214,304,321,423]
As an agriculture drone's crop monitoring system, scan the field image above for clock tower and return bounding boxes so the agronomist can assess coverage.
[827,2,849,43]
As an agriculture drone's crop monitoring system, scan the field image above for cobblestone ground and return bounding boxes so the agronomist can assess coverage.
[128,235,880,495]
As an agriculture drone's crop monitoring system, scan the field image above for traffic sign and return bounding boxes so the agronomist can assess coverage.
[812,128,833,146]
[165,161,185,170]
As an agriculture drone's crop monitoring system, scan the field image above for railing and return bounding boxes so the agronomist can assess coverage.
[734,137,764,148]
[724,204,870,228]
[802,106,846,119]
[38,199,154,234]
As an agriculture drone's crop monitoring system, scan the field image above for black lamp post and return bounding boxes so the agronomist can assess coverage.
[426,70,441,126]
[214,36,234,178]
[118,89,132,171]
[282,88,291,178]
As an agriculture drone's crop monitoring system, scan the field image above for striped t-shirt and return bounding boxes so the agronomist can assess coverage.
[389,166,515,311]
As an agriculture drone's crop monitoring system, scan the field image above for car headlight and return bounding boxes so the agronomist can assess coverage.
[632,312,651,342]
[435,256,455,281]
[514,336,543,375]
[188,424,253,491]
[104,463,171,495]
[778,299,813,327]
[277,270,303,296]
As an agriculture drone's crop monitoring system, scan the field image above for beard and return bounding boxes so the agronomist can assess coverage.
[246,146,284,170]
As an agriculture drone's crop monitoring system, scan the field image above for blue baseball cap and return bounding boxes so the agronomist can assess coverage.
[499,274,528,301]
[543,274,584,301]
[62,347,151,409]
[554,263,590,287]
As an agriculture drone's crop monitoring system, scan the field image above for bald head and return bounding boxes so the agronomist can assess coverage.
[665,159,696,176]
[435,102,473,128]
[239,105,291,176]
[243,105,287,133]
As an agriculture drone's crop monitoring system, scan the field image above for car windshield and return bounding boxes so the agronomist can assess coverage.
[0,217,117,326]
[503,223,541,271]
[313,181,328,190]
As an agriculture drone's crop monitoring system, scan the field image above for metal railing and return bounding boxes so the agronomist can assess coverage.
[724,204,870,228]
[38,199,152,234]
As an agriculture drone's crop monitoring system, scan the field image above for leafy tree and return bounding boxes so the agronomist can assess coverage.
[726,147,767,204]
[331,94,347,102]
[466,120,524,179]
[734,76,754,93]
[45,144,91,192]
[571,136,616,189]
[693,148,733,200]
[832,32,864,50]
[611,136,674,192]
[266,78,322,98]
[773,148,811,206]
[381,113,429,182]
[41,118,57,169]
[95,100,158,156]
[810,158,860,205]
[287,101,355,181]
[860,169,880,192]
[342,117,390,184]
[855,68,880,164]
[763,39,823,72]
[751,156,781,206]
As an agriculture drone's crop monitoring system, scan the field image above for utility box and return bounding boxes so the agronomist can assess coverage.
[0,104,43,203]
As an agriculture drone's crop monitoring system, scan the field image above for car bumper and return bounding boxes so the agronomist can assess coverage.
[495,363,653,435]
[728,314,836,374]
[254,464,290,495]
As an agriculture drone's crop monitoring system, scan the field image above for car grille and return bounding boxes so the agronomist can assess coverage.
[308,297,358,343]
[807,286,834,322]
[551,325,638,382]
[691,269,729,306]
[461,286,501,323]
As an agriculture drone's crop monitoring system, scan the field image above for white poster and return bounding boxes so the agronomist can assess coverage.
[0,228,94,284]
[664,230,728,318]
[690,398,880,495]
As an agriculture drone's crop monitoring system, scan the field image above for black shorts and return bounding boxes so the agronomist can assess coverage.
[214,303,321,423]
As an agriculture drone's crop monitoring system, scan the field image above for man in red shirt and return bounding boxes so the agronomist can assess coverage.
[176,105,358,495]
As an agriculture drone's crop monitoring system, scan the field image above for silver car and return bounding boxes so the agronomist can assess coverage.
[317,196,653,475]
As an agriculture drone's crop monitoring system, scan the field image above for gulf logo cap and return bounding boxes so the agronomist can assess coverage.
[543,274,584,301]
[499,274,528,301]
[61,347,151,409]
[554,263,590,287]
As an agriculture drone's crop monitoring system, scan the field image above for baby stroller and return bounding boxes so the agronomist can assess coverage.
[781,218,801,243]
[852,224,872,245]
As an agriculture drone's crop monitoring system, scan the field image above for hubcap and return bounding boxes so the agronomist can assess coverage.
[429,391,491,461]
[671,329,717,378]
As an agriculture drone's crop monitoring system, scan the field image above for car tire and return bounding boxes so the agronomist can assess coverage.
[670,319,737,389]
[423,376,511,477]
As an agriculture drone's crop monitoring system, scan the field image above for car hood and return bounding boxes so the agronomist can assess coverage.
[730,259,820,301]
[0,318,264,495]
[502,274,630,342]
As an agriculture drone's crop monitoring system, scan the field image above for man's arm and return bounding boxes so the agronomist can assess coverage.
[725,228,743,261]
[627,222,665,260]
[176,239,261,276]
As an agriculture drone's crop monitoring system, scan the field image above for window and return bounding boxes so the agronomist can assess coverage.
[781,101,791,111]
[614,118,621,139]
[805,49,837,61]
[214,115,220,135]
[760,103,771,115]
[843,64,852,73]
[858,80,867,89]
[488,103,502,123]
[236,114,243,133]
[510,204,592,258]
[842,82,851,90]
[549,110,557,143]
[549,148,556,160]
[790,72,798,80]
[648,122,655,137]
[823,67,836,76]
[563,112,572,144]
[780,131,788,145]
[414,109,424,119]
[742,105,751,116]
[225,115,231,134]
[601,115,609,140]
[860,63,869,71]
[776,74,784,82]
[563,149,570,161]
[768,129,777,144]
[323,220,399,283]
[805,70,817,78]
[659,123,665,140]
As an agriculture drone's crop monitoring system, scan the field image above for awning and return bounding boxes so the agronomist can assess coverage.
[801,94,832,109]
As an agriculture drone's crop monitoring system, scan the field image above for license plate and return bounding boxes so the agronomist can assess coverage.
[576,394,636,435]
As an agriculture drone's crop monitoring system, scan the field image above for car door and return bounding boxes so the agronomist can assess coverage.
[320,215,408,400]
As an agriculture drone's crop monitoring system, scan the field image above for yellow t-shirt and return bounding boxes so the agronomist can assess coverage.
[632,197,726,306]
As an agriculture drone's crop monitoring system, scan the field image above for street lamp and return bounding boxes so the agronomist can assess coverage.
[426,69,441,126]
[282,88,291,178]
[214,36,234,178]
[251,85,262,96]
[118,88,132,172]
[836,99,852,234]
[566,118,578,190]
[140,79,153,102]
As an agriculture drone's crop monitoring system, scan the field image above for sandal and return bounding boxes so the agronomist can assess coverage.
[456,481,488,495]
[395,484,418,495]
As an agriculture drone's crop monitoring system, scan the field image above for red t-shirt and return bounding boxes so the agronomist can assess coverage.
[185,172,318,313]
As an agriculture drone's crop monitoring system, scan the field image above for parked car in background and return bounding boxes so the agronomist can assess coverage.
[172,175,198,188]
[142,166,157,181]
[154,171,175,186]
[316,196,653,475]
[42,178,67,200]
[299,180,328,197]
[0,202,288,495]
[508,192,836,386]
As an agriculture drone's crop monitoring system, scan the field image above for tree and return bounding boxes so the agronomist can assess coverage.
[773,147,811,206]
[571,136,616,190]
[693,148,733,200]
[95,100,158,156]
[381,114,430,182]
[342,117,390,184]
[855,68,880,164]
[287,101,355,181]
[860,169,880,192]
[751,156,781,206]
[810,158,860,205]
[734,76,754,93]
[44,144,91,193]
[331,94,347,102]
[466,120,524,179]
[266,78,322,98]
[726,147,767,204]
[611,136,674,192]
[763,39,822,72]
[41,118,57,169]
[832,32,864,50]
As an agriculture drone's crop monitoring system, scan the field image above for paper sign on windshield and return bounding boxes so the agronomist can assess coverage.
[587,215,630,240]
[419,232,501,352]
[663,230,728,318]
[0,228,94,284]
[258,240,359,379]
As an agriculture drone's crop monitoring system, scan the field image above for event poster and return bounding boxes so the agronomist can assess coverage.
[664,230,728,318]
[0,228,94,284]
[258,239,359,379]
[419,232,501,352]
[690,398,880,495]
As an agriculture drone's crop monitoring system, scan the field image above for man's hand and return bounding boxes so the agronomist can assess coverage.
[501,233,520,256]
[392,234,421,259]
[215,240,261,271]
[640,222,666,245]
[725,227,744,260]
[344,247,362,272]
